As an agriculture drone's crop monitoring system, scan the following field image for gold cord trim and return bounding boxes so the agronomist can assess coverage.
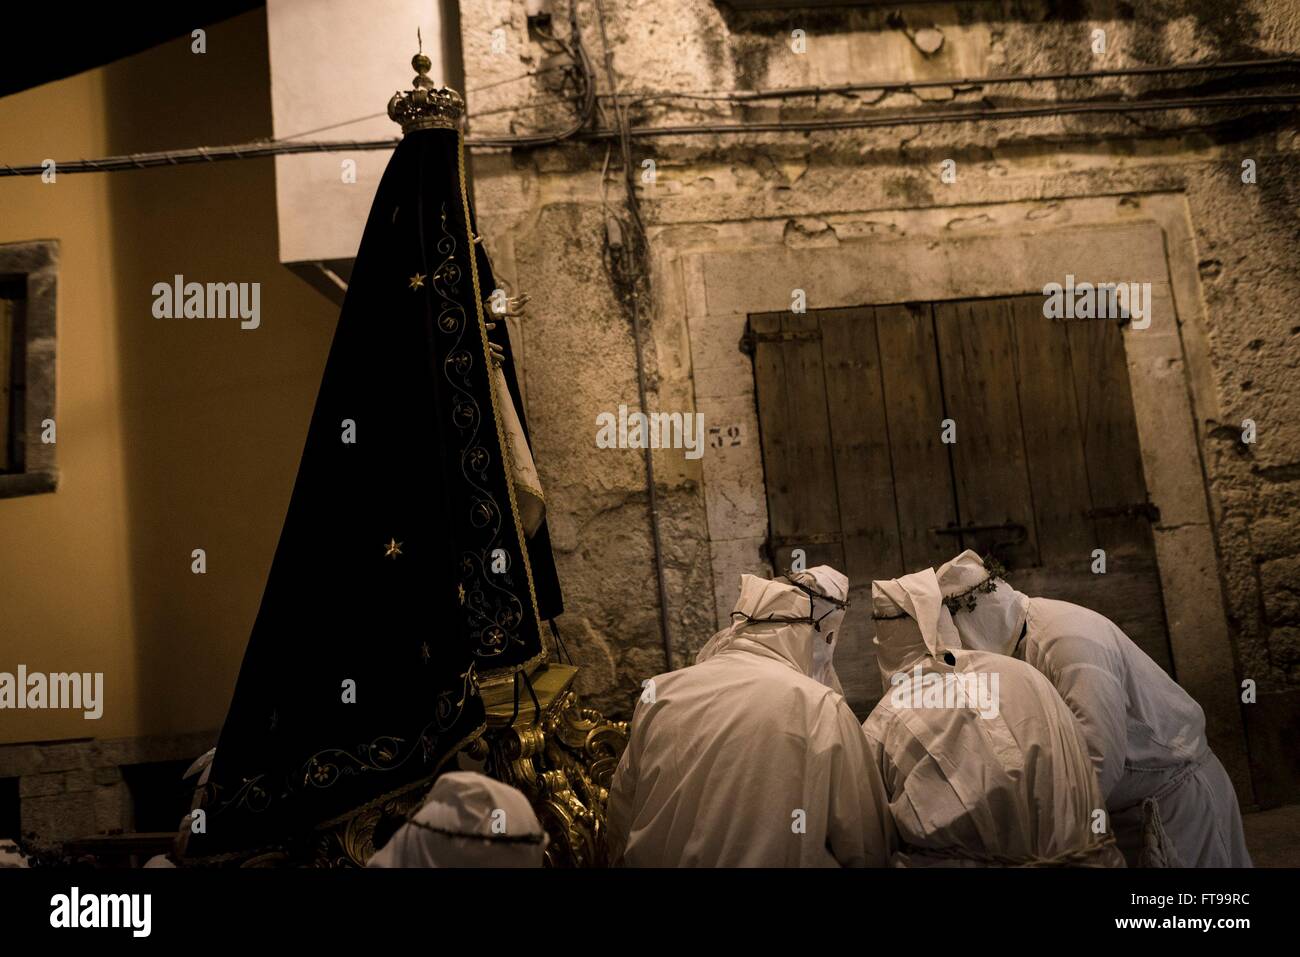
[455,130,550,677]
[514,480,546,505]
[180,720,490,867]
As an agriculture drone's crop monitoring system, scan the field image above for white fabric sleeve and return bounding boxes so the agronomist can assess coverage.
[823,700,896,867]
[860,715,895,796]
[1040,634,1129,799]
[604,734,637,866]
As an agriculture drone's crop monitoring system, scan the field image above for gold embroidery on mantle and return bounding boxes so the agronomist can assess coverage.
[455,128,548,682]
[307,664,628,868]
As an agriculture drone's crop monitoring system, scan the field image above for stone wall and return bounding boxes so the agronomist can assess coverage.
[460,0,1300,803]
[0,731,215,848]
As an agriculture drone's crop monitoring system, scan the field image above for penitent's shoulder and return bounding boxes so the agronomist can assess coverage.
[1028,596,1122,633]
[1025,597,1127,670]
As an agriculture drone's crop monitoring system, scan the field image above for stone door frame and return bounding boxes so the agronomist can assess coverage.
[665,193,1251,800]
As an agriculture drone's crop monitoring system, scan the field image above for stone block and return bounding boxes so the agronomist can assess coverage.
[1251,515,1300,562]
[1124,371,1213,533]
[698,394,767,542]
[38,743,92,773]
[686,311,751,400]
[708,537,771,632]
[62,770,95,794]
[1267,626,1300,671]
[19,774,64,798]
[1151,522,1252,797]
[94,784,131,835]
[0,744,47,778]
[1261,555,1300,623]
[21,791,95,843]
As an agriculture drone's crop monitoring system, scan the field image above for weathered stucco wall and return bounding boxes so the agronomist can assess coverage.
[461,0,1300,802]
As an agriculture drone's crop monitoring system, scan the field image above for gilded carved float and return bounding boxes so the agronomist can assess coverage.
[302,663,627,868]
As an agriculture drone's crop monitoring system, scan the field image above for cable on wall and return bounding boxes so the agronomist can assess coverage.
[2,58,1297,176]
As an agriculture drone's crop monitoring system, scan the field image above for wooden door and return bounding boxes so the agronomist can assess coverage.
[748,296,1171,717]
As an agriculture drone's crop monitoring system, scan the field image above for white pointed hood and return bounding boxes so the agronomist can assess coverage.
[935,550,1029,656]
[696,566,849,692]
[367,771,547,868]
[871,567,961,686]
[799,565,849,692]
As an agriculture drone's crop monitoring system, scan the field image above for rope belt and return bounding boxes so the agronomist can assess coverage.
[898,832,1121,868]
[1110,749,1212,818]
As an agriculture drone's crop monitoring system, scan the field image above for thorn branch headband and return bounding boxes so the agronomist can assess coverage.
[870,555,1009,620]
[941,555,1009,615]
[730,571,850,632]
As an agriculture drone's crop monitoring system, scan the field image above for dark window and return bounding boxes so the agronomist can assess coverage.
[0,777,19,840]
[0,280,26,474]
[121,759,193,833]
[0,240,58,499]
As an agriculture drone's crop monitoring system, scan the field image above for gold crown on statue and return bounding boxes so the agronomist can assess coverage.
[387,45,465,133]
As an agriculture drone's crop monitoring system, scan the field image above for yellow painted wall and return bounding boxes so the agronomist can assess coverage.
[0,10,337,744]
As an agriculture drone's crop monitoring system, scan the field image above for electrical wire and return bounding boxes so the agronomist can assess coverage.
[185,54,1300,152]
[593,0,675,674]
[3,67,1296,177]
[4,87,1294,177]
[467,4,597,148]
[0,13,599,177]
[467,64,570,94]
[465,96,575,119]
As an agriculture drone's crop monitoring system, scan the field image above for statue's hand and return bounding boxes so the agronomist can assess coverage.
[484,321,507,368]
[485,292,530,319]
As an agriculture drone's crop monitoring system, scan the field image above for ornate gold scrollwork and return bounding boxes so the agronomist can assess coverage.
[480,667,628,868]
[310,789,426,869]
[302,664,627,868]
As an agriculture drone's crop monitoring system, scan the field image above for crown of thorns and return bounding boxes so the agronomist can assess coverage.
[781,570,850,608]
[942,555,1008,615]
[870,555,1008,621]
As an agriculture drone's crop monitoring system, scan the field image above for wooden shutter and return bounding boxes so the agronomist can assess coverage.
[874,303,960,571]
[749,294,1174,713]
[932,298,1040,569]
[749,311,845,573]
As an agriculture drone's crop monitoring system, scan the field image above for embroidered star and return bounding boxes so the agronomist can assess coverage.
[457,582,466,605]
[408,272,426,291]
[384,538,403,559]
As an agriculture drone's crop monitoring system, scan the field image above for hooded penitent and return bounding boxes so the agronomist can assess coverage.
[863,567,1123,867]
[694,564,849,693]
[870,567,962,685]
[367,771,546,868]
[607,569,896,867]
[185,62,561,860]
[931,550,1028,657]
[936,549,1252,867]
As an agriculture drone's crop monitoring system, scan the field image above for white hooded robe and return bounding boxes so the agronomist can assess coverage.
[863,568,1124,867]
[606,570,896,867]
[936,549,1252,867]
